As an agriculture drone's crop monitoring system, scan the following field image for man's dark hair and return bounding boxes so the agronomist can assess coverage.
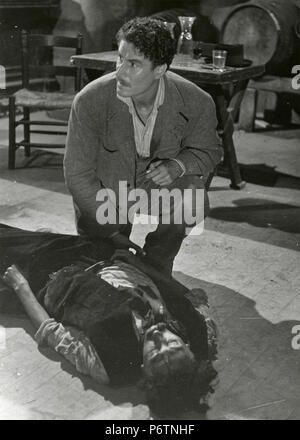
[144,355,218,416]
[116,17,176,69]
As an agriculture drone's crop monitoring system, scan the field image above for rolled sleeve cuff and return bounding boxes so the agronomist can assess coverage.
[169,158,186,177]
[34,318,57,346]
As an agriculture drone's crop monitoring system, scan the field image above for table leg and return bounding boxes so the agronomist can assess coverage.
[214,82,248,189]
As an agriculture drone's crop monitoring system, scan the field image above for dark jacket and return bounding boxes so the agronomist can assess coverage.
[38,264,209,384]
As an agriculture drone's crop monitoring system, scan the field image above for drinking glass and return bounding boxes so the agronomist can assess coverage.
[212,50,227,71]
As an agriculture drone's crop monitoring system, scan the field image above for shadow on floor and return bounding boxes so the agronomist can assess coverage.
[175,271,300,420]
[240,164,300,189]
[207,197,300,252]
[217,163,300,190]
[1,269,300,420]
[209,197,300,234]
[0,148,67,195]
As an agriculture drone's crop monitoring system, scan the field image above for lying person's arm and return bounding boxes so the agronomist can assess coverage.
[3,265,109,384]
[3,265,49,329]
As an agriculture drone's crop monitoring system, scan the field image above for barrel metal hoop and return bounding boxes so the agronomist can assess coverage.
[268,11,281,33]
[220,3,281,44]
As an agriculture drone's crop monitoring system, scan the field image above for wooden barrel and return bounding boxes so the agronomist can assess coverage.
[221,0,300,73]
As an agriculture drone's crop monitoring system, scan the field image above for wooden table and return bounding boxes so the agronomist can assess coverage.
[71,51,265,189]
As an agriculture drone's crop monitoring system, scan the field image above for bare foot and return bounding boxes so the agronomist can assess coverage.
[2,265,29,291]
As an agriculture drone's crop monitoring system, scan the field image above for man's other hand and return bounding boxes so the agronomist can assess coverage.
[112,249,150,274]
[112,249,138,266]
[145,159,182,187]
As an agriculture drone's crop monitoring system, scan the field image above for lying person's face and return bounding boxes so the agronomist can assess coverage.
[142,323,195,380]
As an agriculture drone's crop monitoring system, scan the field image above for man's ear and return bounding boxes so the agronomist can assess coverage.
[154,63,167,79]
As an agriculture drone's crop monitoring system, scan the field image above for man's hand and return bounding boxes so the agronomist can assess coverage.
[145,159,183,187]
[112,249,138,266]
[110,232,145,256]
[112,249,149,274]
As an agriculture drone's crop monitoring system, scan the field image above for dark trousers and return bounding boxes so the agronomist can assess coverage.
[120,173,210,274]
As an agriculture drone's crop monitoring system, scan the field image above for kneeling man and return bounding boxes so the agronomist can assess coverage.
[64,17,222,274]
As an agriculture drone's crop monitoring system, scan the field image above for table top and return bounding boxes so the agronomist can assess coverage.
[71,51,265,85]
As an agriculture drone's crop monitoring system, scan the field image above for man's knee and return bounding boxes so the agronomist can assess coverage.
[169,175,210,225]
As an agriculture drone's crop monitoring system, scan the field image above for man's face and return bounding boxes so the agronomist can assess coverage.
[142,323,194,379]
[116,39,164,99]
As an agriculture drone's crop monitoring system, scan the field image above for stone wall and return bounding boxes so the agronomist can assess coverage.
[54,0,139,53]
[51,0,250,93]
[53,0,237,53]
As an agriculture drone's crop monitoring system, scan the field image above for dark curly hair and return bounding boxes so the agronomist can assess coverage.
[116,17,176,69]
[143,354,218,416]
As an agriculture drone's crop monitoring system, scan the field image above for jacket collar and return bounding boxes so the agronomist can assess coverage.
[106,72,190,153]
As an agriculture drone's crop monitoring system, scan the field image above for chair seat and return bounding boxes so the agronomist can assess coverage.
[14,88,76,109]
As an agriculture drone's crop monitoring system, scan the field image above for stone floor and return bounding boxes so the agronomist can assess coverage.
[0,112,299,420]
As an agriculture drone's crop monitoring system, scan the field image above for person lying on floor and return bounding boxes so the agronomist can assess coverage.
[1,227,217,414]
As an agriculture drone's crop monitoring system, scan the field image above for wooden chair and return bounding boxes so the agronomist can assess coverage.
[8,30,83,169]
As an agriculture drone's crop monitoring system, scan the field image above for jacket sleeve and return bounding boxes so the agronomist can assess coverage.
[64,93,119,238]
[176,93,223,182]
[35,318,110,384]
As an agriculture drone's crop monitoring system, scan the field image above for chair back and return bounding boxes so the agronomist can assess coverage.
[21,30,83,92]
